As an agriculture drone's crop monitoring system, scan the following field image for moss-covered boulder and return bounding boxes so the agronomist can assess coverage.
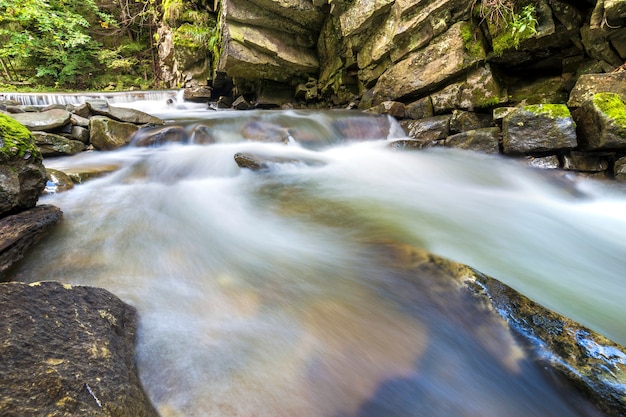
[502,104,577,154]
[0,114,46,217]
[574,93,626,151]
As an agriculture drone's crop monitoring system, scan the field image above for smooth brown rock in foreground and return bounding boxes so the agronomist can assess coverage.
[0,281,159,417]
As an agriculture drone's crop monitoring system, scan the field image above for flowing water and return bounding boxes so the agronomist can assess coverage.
[6,95,626,416]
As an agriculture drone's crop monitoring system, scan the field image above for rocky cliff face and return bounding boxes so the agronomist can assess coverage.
[161,0,626,110]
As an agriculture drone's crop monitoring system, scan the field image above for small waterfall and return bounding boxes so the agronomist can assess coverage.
[0,90,180,106]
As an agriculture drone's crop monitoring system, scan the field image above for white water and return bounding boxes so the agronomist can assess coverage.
[8,101,626,416]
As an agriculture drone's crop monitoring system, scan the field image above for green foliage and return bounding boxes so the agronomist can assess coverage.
[509,5,538,49]
[474,0,538,55]
[0,0,115,86]
[173,23,211,49]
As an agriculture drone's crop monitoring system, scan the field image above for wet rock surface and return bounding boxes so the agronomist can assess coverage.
[0,205,62,277]
[0,281,159,417]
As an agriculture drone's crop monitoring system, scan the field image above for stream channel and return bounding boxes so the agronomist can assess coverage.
[7,92,626,416]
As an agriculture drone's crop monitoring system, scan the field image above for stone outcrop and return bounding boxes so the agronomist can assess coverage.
[0,281,159,417]
[215,0,325,92]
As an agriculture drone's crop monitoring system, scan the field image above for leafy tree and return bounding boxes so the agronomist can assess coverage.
[0,0,118,87]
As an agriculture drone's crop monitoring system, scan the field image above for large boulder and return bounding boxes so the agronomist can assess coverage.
[0,205,63,275]
[0,114,47,216]
[502,104,577,154]
[89,116,140,151]
[0,281,159,417]
[574,92,626,150]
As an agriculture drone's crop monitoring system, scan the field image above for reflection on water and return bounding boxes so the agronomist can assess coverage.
[9,109,626,416]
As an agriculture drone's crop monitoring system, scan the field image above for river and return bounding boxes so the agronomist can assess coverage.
[7,94,626,416]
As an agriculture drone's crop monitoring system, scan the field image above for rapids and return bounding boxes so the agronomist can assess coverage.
[6,96,626,416]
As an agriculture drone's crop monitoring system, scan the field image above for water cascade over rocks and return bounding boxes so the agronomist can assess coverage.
[3,96,626,416]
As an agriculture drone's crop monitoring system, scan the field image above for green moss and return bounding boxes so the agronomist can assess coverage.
[0,113,40,161]
[173,23,211,50]
[593,93,626,129]
[461,22,486,59]
[523,104,571,119]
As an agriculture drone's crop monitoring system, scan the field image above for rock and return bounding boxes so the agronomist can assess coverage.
[71,125,90,143]
[404,97,434,120]
[366,101,406,118]
[445,127,500,154]
[332,114,395,140]
[0,114,46,216]
[89,116,140,151]
[189,125,216,144]
[241,120,292,143]
[232,96,253,110]
[371,22,486,104]
[449,110,493,134]
[234,152,325,170]
[132,126,188,147]
[568,72,626,108]
[86,100,163,125]
[0,281,159,417]
[70,113,91,128]
[502,104,577,154]
[338,0,395,38]
[562,151,612,172]
[10,109,71,131]
[574,93,626,151]
[400,115,451,142]
[218,20,319,83]
[526,155,561,169]
[183,86,212,102]
[430,64,507,113]
[44,169,75,194]
[32,132,85,156]
[0,205,62,275]
[614,156,626,181]
[381,242,626,417]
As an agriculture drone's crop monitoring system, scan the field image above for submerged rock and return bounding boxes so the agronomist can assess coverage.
[0,281,159,417]
[378,242,626,416]
[0,205,62,276]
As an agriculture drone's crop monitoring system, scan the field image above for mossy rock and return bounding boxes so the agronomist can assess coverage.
[0,114,46,216]
[574,92,626,151]
[0,113,41,163]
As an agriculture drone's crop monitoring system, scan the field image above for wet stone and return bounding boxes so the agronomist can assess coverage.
[0,281,159,417]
